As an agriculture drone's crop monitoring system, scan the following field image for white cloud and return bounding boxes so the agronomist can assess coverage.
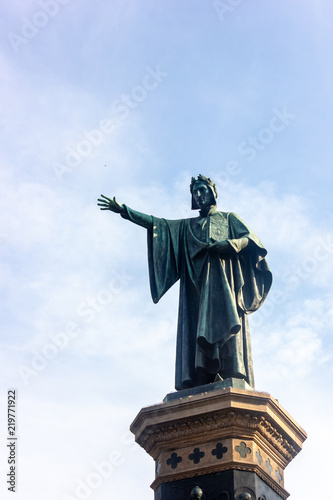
[1,2,333,498]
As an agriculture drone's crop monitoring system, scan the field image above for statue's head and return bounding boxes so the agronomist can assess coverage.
[190,174,218,210]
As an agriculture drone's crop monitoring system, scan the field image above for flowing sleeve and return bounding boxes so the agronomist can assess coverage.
[121,206,183,304]
[120,205,153,229]
[228,212,272,313]
[148,217,183,304]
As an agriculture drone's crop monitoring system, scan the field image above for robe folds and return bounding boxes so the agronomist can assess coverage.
[121,206,272,390]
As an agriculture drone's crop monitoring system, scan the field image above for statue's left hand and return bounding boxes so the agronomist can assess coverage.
[207,240,231,254]
[97,194,123,213]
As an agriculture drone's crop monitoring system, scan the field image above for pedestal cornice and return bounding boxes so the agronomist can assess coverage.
[130,387,306,498]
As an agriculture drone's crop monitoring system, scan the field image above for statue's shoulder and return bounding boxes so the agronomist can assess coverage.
[214,210,231,222]
[225,211,244,223]
[220,212,249,230]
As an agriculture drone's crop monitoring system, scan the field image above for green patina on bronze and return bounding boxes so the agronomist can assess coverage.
[97,175,272,391]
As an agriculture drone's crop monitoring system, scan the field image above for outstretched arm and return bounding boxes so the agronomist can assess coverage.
[97,194,153,229]
[97,194,124,213]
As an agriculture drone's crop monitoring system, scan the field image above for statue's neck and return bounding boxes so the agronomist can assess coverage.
[199,205,217,217]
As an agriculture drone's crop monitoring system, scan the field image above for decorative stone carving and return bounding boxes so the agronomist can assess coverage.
[131,388,307,499]
[166,452,182,470]
[234,490,254,500]
[189,448,205,464]
[235,442,251,459]
[265,458,272,474]
[191,486,204,499]
[212,443,228,459]
[256,449,263,465]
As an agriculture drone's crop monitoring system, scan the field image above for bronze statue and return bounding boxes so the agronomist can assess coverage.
[98,175,272,390]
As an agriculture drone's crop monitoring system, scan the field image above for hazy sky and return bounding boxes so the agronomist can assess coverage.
[1,1,332,499]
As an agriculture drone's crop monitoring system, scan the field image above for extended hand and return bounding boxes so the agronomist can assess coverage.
[97,194,123,213]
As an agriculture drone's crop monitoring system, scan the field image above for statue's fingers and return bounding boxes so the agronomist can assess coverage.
[100,194,112,201]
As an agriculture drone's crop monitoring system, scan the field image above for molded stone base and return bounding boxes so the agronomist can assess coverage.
[164,378,253,403]
[131,388,306,500]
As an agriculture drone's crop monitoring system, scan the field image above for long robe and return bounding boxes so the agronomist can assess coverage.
[122,206,272,390]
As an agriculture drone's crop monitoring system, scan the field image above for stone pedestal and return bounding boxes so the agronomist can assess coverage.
[130,385,306,500]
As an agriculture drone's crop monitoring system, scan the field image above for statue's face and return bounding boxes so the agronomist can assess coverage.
[192,182,215,209]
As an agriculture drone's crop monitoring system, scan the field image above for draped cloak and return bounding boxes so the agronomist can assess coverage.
[122,206,272,390]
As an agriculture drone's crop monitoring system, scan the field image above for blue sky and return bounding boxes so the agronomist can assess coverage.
[0,1,332,499]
